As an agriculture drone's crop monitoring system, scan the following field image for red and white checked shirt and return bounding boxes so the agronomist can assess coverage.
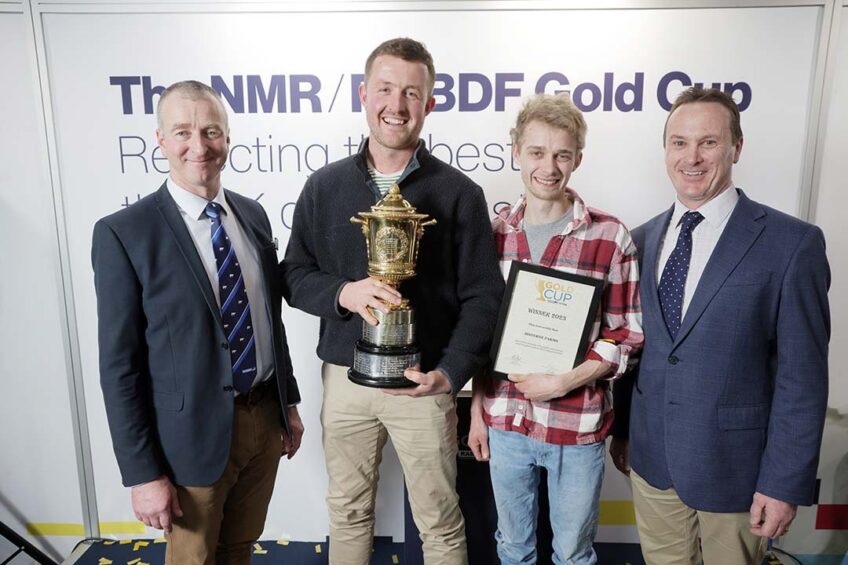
[483,189,643,445]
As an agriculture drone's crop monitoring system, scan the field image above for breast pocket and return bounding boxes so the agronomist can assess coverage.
[724,270,771,287]
[712,270,773,329]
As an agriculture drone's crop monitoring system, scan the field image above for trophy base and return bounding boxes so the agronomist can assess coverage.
[349,340,420,388]
[348,369,417,388]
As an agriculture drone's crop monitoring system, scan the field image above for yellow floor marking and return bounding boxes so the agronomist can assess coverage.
[133,540,149,551]
[599,499,637,526]
[26,522,146,536]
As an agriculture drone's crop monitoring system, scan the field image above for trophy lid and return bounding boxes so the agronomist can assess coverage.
[369,184,427,218]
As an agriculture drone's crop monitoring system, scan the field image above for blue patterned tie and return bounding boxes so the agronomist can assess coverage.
[658,211,705,338]
[204,202,257,393]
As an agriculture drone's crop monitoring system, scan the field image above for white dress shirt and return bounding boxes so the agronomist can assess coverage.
[167,178,274,389]
[657,185,740,320]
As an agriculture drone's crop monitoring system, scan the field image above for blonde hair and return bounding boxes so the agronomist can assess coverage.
[511,94,587,152]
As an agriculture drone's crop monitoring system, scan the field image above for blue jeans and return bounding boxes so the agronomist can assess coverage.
[488,428,604,565]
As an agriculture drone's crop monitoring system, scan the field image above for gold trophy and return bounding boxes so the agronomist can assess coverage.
[348,184,436,387]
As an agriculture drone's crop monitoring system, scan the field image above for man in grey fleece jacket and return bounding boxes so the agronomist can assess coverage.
[281,38,503,565]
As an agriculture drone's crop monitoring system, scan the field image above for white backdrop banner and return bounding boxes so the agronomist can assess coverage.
[39,4,820,544]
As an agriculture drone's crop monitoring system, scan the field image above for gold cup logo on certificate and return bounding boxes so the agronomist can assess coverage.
[348,184,436,387]
[491,262,604,379]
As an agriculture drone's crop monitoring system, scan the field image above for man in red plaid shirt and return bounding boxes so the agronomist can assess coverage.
[469,94,643,565]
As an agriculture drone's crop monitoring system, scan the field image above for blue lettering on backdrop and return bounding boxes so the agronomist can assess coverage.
[109,71,752,114]
[535,72,570,94]
[142,76,165,114]
[431,73,455,113]
[657,71,751,110]
[110,76,140,114]
[459,73,491,112]
[247,75,287,113]
[118,133,516,176]
[494,73,523,112]
[112,69,753,231]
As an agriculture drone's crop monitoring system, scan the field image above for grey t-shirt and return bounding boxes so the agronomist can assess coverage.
[523,207,574,263]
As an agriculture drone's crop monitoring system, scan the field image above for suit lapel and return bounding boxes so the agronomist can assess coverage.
[642,207,674,342]
[674,191,765,345]
[226,194,264,251]
[154,183,223,328]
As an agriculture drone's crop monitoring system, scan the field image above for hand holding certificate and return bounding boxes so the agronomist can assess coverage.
[491,261,603,381]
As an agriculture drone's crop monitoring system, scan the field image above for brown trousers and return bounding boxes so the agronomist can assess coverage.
[165,388,282,565]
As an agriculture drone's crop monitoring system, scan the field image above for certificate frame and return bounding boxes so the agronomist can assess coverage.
[490,261,604,380]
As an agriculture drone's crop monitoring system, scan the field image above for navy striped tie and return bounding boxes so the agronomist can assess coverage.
[658,210,705,338]
[205,202,257,393]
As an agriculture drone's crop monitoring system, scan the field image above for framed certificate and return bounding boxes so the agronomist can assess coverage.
[491,261,604,380]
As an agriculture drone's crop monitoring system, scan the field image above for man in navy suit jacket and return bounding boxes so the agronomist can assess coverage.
[610,87,830,564]
[92,80,303,564]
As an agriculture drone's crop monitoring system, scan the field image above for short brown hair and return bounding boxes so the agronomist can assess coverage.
[156,80,227,129]
[511,94,587,152]
[664,87,742,145]
[364,37,436,97]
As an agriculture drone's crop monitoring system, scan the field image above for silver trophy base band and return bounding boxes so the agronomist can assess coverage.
[349,346,421,388]
[363,307,415,346]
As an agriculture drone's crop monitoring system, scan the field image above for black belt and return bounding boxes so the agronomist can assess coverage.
[234,379,275,406]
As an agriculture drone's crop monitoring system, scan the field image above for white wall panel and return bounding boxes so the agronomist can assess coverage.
[37,4,822,545]
[816,6,848,416]
[0,7,84,561]
[786,5,848,555]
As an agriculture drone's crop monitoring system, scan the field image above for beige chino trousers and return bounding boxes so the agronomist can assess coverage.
[321,363,468,565]
[631,471,767,565]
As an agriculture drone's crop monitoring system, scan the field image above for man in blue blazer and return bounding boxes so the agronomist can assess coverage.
[92,80,303,564]
[610,87,830,564]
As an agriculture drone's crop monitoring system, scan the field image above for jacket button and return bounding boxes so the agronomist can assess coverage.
[223,385,234,392]
[668,355,679,365]
[221,342,228,350]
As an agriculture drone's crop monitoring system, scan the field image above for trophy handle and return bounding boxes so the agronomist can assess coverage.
[417,218,437,238]
[350,216,371,258]
[350,216,369,237]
